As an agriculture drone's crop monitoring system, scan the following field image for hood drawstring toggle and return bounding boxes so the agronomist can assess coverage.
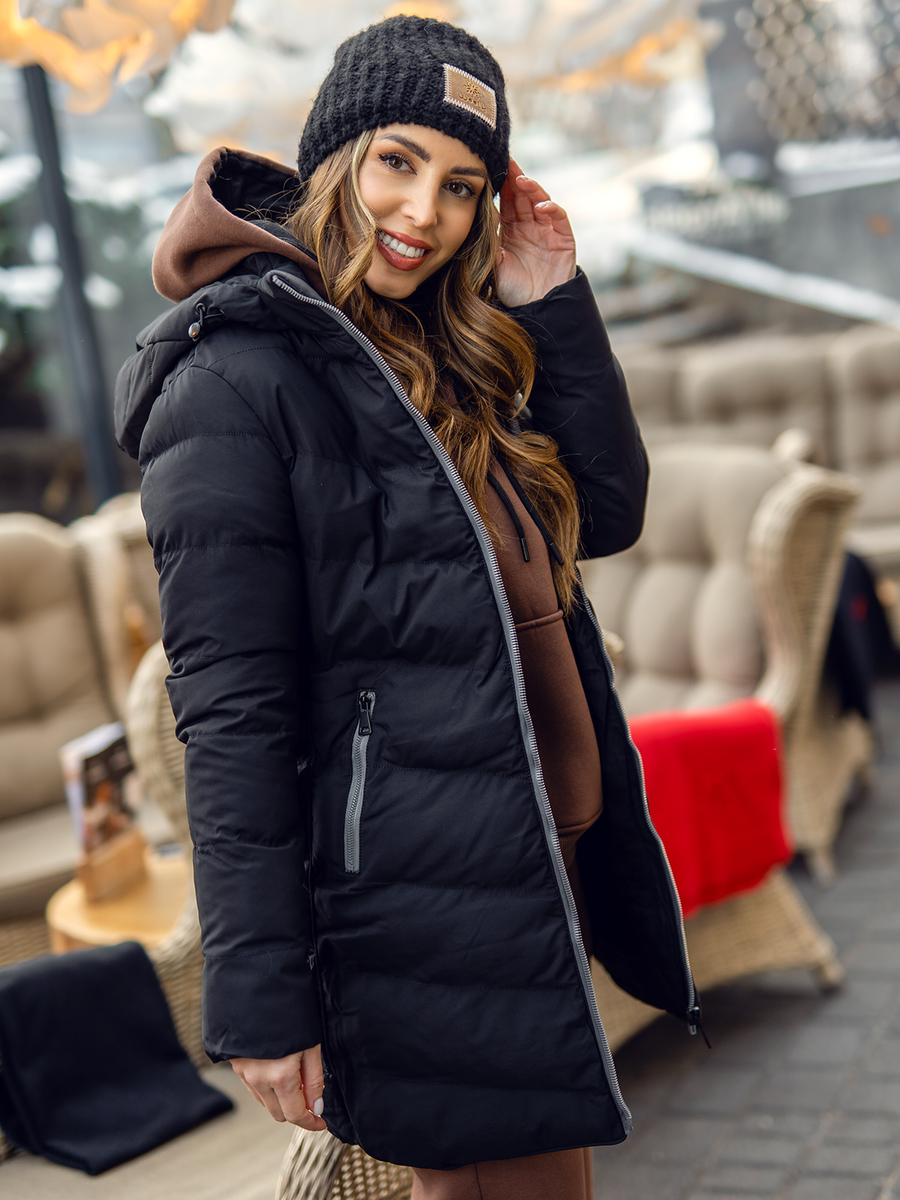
[188,302,226,342]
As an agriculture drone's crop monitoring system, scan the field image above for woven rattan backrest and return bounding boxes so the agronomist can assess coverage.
[125,640,189,849]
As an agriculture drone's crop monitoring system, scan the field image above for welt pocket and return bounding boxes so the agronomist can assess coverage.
[343,689,376,873]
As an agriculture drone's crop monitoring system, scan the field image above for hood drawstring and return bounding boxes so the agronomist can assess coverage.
[499,465,565,568]
[188,301,226,342]
[487,472,530,562]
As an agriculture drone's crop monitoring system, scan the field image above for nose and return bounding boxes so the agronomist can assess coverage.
[400,180,439,231]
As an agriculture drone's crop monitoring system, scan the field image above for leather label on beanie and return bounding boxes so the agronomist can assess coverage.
[443,64,497,129]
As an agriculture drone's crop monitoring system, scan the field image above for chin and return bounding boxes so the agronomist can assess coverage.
[365,259,445,302]
[366,276,422,301]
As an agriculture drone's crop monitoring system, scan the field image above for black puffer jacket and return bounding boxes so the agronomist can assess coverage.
[115,153,696,1170]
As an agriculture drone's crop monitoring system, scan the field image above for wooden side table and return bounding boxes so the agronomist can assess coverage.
[46,849,189,953]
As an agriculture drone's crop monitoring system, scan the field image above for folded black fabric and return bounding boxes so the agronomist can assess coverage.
[0,941,232,1174]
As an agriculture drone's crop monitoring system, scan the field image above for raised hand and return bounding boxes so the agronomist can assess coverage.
[495,156,577,308]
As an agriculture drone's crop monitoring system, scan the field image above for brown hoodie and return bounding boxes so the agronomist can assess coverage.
[152,147,601,945]
[152,147,326,302]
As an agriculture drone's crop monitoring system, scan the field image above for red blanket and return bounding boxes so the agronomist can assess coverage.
[628,700,792,919]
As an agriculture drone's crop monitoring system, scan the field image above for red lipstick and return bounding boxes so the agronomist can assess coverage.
[375,229,433,272]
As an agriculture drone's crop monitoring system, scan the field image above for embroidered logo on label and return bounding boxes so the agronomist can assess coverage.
[443,63,497,129]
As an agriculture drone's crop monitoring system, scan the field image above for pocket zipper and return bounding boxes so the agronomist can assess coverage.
[344,690,375,873]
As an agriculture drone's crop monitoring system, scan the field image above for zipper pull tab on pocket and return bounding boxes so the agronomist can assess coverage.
[358,690,374,736]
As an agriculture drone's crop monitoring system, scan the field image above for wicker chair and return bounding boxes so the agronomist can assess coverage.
[0,514,118,971]
[70,492,162,720]
[616,334,834,463]
[122,640,205,1069]
[827,324,900,641]
[577,443,859,1051]
[581,442,869,882]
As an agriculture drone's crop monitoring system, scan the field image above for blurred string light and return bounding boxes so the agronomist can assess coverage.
[145,0,713,161]
[735,0,900,142]
[0,0,235,110]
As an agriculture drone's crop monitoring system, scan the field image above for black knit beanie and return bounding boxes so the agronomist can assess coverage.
[297,15,510,194]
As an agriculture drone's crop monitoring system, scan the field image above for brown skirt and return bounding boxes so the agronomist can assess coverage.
[410,1147,592,1200]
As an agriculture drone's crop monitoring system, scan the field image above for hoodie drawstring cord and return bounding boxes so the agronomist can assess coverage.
[499,465,565,568]
[487,471,530,562]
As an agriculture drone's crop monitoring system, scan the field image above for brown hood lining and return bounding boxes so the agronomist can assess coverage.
[152,147,324,303]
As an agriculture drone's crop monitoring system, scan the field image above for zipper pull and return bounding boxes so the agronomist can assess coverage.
[357,691,374,736]
[688,1005,712,1049]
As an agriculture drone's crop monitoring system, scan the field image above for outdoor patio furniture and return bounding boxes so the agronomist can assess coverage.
[674,334,835,465]
[827,323,900,639]
[578,442,857,1050]
[122,640,205,1071]
[0,513,116,972]
[616,334,834,464]
[70,491,162,720]
[614,342,682,447]
[580,441,870,883]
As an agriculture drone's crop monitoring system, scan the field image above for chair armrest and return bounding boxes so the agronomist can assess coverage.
[601,629,626,678]
[749,464,859,724]
[125,641,189,850]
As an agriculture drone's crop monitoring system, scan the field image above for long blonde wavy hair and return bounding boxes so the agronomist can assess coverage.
[286,131,583,611]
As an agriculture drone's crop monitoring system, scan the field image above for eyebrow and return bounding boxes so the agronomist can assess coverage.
[377,133,488,181]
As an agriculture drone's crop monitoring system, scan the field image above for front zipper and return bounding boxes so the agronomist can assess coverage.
[344,690,375,873]
[269,271,636,1128]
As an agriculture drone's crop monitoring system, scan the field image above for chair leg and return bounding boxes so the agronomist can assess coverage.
[813,953,846,993]
[804,849,837,888]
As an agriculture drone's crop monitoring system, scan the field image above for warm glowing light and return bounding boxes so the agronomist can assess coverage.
[0,0,234,111]
[553,18,705,92]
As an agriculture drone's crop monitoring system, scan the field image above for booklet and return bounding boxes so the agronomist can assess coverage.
[60,723,135,854]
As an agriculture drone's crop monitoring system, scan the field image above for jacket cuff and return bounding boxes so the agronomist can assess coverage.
[201,947,323,1062]
[505,268,614,371]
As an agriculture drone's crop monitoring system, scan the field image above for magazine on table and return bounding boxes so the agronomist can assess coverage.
[60,723,136,854]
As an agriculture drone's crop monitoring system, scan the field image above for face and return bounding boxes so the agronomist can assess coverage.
[352,123,489,300]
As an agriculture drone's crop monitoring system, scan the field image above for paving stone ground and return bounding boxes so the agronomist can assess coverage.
[593,679,900,1199]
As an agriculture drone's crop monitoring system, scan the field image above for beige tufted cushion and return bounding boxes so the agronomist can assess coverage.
[0,804,79,919]
[581,444,789,717]
[0,514,113,821]
[828,325,900,527]
[675,335,833,465]
[70,492,162,718]
[615,343,681,430]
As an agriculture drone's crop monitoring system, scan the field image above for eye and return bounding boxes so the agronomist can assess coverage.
[379,152,412,172]
[446,179,476,199]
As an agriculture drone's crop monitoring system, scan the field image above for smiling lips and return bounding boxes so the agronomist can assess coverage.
[376,229,433,271]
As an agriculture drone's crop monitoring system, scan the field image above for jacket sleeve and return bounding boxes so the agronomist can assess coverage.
[139,361,322,1063]
[507,268,648,558]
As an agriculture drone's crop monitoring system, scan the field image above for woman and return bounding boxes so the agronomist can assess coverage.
[116,16,697,1199]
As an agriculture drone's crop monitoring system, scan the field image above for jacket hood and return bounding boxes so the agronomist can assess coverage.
[152,146,325,302]
[116,148,328,459]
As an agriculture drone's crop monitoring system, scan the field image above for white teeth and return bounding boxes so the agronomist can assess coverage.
[377,231,427,259]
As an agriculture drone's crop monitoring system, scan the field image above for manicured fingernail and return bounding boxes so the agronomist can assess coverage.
[313,1098,324,1117]
[517,174,532,182]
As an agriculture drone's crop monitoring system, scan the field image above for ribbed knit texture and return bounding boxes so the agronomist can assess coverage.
[297,16,510,192]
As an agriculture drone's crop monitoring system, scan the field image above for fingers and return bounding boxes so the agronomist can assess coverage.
[230,1052,327,1132]
[301,1043,326,1120]
[501,158,565,226]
